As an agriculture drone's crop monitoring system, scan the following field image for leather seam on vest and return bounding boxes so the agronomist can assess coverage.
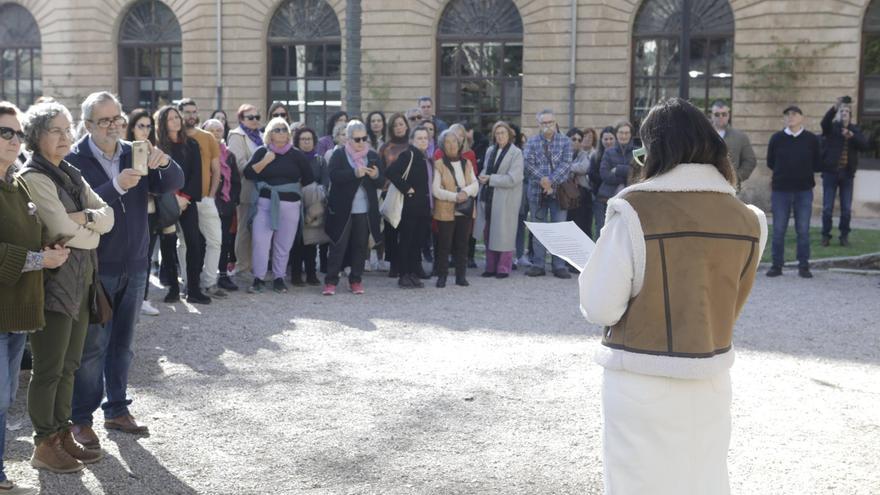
[644,231,759,242]
[601,341,733,358]
[658,238,673,353]
[740,240,757,280]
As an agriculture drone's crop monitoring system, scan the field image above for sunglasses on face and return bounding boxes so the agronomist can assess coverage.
[408,116,422,122]
[713,112,729,117]
[90,115,127,129]
[271,112,287,118]
[351,136,368,143]
[0,127,25,141]
[243,114,261,121]
[271,127,289,134]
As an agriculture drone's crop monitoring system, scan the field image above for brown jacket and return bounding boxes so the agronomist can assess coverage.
[432,158,477,222]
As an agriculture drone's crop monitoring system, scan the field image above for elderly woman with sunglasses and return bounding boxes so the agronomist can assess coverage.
[0,102,70,493]
[227,104,263,276]
[243,118,314,294]
[19,102,114,473]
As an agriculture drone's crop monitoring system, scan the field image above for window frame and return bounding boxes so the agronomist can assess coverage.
[0,4,42,108]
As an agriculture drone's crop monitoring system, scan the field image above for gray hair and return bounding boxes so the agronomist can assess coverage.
[405,108,422,120]
[201,118,224,132]
[22,102,74,153]
[409,125,429,141]
[345,119,367,139]
[535,108,555,123]
[81,91,122,122]
[437,129,461,156]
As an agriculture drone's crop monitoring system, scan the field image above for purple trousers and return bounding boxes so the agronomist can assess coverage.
[251,198,300,280]
[486,250,513,274]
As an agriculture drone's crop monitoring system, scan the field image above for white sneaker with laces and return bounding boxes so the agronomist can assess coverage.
[140,300,160,316]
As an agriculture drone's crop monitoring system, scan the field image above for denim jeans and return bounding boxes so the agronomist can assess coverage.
[0,333,27,481]
[71,268,148,425]
[529,197,568,271]
[821,172,854,240]
[771,189,813,268]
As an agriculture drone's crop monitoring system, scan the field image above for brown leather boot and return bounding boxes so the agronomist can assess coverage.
[60,430,103,464]
[30,433,84,473]
[70,423,101,451]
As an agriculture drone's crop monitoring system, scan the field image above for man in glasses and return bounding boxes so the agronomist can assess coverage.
[710,100,756,190]
[177,98,225,300]
[228,104,262,277]
[66,91,183,447]
[405,108,423,126]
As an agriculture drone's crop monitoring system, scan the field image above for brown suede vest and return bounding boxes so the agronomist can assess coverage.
[604,191,761,358]
[432,158,475,222]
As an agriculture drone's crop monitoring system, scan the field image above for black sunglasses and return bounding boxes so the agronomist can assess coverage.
[351,136,369,143]
[271,112,287,118]
[0,127,25,141]
[243,114,261,121]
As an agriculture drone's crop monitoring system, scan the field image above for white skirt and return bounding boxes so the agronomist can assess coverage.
[602,368,732,495]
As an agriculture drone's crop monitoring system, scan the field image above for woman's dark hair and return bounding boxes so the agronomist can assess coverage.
[325,111,349,137]
[293,127,318,150]
[210,109,229,139]
[596,126,615,165]
[510,123,525,148]
[639,97,735,184]
[566,127,584,140]
[365,111,386,148]
[0,101,20,118]
[126,108,155,144]
[386,112,409,142]
[155,105,187,159]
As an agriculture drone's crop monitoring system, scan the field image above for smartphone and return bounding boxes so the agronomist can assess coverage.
[132,140,150,175]
[48,234,74,247]
[841,95,853,104]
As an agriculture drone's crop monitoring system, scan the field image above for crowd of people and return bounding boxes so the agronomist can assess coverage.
[0,85,869,493]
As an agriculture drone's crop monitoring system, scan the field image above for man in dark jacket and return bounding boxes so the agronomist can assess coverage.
[766,105,822,279]
[66,92,183,451]
[819,98,869,246]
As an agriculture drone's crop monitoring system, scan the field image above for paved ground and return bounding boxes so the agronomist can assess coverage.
[4,266,879,494]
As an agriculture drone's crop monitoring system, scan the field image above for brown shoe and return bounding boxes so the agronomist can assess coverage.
[104,414,149,436]
[30,433,84,473]
[60,430,103,464]
[70,424,101,451]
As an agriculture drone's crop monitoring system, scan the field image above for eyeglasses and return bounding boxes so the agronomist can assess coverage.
[351,136,369,143]
[136,123,153,130]
[270,127,289,134]
[633,146,647,167]
[408,116,422,122]
[243,114,261,121]
[271,112,287,119]
[89,115,127,129]
[713,112,729,117]
[0,126,25,141]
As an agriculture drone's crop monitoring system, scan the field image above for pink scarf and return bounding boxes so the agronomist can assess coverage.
[219,143,232,202]
[344,142,368,170]
[269,142,293,155]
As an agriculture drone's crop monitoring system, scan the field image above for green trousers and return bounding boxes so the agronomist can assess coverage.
[28,285,90,445]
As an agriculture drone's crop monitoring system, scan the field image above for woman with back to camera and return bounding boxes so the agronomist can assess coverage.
[579,98,767,495]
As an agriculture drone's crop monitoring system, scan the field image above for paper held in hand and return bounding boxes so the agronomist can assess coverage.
[525,221,596,272]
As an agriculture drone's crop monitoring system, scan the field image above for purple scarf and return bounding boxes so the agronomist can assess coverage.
[240,123,264,148]
[269,142,293,155]
[344,142,368,170]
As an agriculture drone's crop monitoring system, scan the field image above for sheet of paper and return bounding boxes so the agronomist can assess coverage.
[525,221,596,272]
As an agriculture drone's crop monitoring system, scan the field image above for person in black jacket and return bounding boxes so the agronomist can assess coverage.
[322,121,384,296]
[820,98,869,247]
[385,126,432,289]
[766,105,822,279]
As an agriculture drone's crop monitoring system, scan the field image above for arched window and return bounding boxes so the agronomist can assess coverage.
[0,3,41,108]
[632,0,734,126]
[860,0,880,167]
[437,0,523,132]
[118,0,182,111]
[268,0,341,131]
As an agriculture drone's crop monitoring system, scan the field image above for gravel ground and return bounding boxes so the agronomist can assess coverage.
[3,266,879,494]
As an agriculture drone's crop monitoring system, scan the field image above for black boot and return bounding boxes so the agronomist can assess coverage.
[306,272,321,286]
[436,275,447,288]
[455,276,470,287]
[163,284,180,303]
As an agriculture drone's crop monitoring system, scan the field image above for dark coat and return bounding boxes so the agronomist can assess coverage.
[598,142,635,199]
[324,148,384,245]
[66,136,184,276]
[820,106,870,177]
[384,145,431,218]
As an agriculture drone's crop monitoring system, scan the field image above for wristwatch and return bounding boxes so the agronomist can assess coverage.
[85,211,95,225]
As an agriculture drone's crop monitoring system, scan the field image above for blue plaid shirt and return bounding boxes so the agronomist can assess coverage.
[523,132,573,204]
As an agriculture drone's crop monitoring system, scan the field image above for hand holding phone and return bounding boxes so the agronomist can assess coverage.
[132,140,150,176]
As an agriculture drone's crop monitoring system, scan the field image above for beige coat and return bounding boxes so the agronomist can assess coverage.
[474,145,523,252]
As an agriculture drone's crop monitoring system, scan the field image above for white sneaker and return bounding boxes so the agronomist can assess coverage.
[141,300,160,316]
[364,260,373,272]
[517,255,532,267]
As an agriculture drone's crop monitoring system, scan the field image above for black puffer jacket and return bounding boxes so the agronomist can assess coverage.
[821,105,869,177]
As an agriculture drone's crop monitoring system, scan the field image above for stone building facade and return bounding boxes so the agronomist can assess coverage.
[1,0,878,216]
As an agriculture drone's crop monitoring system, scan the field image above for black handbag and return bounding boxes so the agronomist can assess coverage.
[446,159,475,218]
[154,192,181,229]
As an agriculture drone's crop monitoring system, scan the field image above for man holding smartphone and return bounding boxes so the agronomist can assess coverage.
[66,92,184,450]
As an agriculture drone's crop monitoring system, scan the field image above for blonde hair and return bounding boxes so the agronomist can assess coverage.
[262,117,291,144]
[491,121,515,144]
[448,123,471,153]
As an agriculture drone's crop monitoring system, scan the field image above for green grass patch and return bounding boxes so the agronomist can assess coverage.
[760,226,880,264]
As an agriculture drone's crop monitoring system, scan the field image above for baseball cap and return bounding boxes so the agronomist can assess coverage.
[782,105,802,115]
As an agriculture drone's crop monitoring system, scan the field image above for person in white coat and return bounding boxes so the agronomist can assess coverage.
[578,98,767,495]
